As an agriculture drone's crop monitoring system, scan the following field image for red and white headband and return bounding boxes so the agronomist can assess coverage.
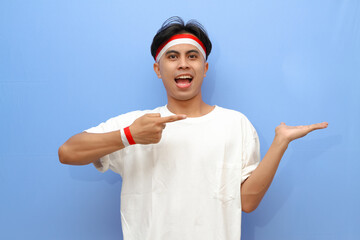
[155,33,207,62]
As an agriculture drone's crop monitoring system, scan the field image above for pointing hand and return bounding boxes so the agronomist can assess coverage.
[129,113,187,144]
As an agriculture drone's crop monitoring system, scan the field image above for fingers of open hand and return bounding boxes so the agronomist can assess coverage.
[280,122,328,131]
[308,122,329,131]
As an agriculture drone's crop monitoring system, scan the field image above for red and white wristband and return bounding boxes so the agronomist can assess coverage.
[120,126,136,147]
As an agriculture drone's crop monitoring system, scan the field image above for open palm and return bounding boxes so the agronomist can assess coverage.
[275,122,328,143]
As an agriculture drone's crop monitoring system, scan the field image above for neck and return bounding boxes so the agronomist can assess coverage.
[166,93,214,117]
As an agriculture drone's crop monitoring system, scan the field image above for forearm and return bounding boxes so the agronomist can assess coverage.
[58,113,187,166]
[241,136,289,212]
[58,131,125,165]
[240,121,328,212]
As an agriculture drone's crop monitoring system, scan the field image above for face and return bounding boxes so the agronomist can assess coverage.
[153,43,209,102]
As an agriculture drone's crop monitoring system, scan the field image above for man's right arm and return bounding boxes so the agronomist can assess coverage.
[58,130,124,165]
[58,113,187,166]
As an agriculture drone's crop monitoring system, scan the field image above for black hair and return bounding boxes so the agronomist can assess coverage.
[151,16,212,61]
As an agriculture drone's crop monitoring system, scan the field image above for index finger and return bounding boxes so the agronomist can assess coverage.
[158,114,187,123]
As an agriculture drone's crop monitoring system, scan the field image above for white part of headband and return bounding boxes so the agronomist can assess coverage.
[156,38,206,63]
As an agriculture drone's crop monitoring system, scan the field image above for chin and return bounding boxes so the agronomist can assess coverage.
[169,93,199,102]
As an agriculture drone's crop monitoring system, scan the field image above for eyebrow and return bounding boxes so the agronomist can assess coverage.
[165,50,180,55]
[186,49,200,55]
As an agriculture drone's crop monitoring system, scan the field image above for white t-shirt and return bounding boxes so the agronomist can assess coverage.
[85,105,260,240]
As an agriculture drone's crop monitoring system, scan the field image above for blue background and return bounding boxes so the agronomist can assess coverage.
[1,0,359,239]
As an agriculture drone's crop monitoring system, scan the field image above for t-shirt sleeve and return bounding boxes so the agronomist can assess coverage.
[241,119,261,183]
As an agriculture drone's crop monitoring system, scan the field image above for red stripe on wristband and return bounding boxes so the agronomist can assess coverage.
[124,126,136,145]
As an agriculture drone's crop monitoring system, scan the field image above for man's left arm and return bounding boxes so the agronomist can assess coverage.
[240,122,328,213]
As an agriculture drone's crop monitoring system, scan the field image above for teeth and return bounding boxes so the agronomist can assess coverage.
[176,75,192,79]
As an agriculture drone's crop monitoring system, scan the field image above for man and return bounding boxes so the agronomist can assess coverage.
[58,16,328,240]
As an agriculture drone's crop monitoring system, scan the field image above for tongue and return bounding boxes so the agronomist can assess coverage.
[176,79,191,88]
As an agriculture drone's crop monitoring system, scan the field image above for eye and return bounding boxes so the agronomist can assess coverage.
[168,54,178,59]
[188,54,198,59]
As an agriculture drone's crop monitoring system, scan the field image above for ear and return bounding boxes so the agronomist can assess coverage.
[153,62,162,79]
[203,62,209,78]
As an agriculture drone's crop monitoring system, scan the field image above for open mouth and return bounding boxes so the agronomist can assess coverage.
[174,75,193,88]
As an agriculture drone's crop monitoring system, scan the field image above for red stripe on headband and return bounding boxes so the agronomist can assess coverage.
[155,33,207,61]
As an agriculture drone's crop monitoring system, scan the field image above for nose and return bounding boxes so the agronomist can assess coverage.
[177,56,190,70]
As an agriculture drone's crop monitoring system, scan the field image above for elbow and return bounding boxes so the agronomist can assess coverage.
[58,144,72,165]
[58,142,88,165]
[242,204,258,213]
[241,196,261,213]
